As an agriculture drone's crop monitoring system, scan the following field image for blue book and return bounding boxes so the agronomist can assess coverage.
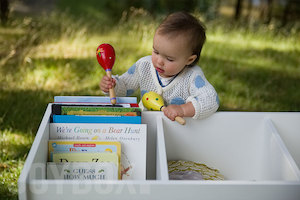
[52,115,141,124]
[54,96,137,104]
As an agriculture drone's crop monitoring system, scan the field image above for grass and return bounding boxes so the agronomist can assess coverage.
[0,2,300,199]
[203,24,300,111]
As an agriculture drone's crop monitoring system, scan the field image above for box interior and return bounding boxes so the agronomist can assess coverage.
[159,113,300,181]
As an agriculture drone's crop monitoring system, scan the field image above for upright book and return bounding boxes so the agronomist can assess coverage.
[54,96,137,104]
[48,152,119,180]
[48,140,122,179]
[47,162,118,180]
[51,115,141,124]
[52,104,141,116]
[50,123,147,180]
[48,140,121,162]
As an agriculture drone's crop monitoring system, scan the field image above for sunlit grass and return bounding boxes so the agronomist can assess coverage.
[200,24,300,111]
[0,130,34,200]
[20,15,155,93]
[0,160,23,200]
[0,130,34,160]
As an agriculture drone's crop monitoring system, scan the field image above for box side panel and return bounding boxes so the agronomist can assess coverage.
[27,181,300,200]
[142,112,161,180]
[156,116,169,180]
[18,104,51,200]
[268,113,300,169]
[258,118,300,180]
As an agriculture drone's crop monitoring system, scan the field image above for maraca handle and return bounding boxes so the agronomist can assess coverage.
[106,70,116,105]
[174,116,186,125]
[161,106,186,125]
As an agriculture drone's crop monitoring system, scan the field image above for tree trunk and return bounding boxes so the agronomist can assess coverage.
[282,0,292,26]
[234,0,243,20]
[0,0,9,25]
[265,0,273,24]
[246,0,253,21]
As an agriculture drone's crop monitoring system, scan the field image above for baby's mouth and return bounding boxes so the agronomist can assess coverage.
[155,67,164,74]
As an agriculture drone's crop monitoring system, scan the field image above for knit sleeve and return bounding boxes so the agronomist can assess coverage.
[113,60,141,97]
[186,69,219,119]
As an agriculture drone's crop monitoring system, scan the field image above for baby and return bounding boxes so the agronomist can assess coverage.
[100,11,219,121]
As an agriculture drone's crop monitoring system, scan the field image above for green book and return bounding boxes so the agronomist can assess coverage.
[61,106,141,116]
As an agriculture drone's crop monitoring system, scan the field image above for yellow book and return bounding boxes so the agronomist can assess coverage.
[53,152,119,166]
[49,140,121,179]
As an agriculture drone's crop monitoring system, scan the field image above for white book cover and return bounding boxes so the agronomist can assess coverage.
[50,123,147,180]
[54,96,137,104]
[47,162,118,180]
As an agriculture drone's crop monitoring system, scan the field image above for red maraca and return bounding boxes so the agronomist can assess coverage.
[96,43,117,104]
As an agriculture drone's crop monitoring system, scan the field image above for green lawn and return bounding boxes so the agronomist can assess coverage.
[0,3,299,200]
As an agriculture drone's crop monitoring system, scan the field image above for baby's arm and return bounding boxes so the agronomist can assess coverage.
[187,73,219,119]
[164,68,219,121]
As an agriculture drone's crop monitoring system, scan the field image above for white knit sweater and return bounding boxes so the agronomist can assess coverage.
[112,56,219,119]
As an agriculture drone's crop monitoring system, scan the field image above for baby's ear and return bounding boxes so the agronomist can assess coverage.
[187,55,197,65]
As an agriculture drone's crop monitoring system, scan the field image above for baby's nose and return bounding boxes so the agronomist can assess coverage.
[157,56,164,66]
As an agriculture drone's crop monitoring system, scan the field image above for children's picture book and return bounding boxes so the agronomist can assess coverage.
[54,96,137,104]
[48,140,121,161]
[53,152,119,166]
[49,140,121,179]
[52,103,139,107]
[51,115,141,124]
[50,123,147,180]
[47,162,118,180]
[52,105,141,116]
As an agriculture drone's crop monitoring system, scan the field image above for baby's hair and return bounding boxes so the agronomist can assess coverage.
[156,11,206,66]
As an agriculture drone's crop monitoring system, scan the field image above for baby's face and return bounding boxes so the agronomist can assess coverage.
[152,32,197,78]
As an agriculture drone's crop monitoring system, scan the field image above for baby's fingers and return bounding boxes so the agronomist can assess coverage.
[100,76,115,92]
[163,108,176,121]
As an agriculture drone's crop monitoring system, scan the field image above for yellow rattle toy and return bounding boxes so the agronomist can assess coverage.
[142,91,186,125]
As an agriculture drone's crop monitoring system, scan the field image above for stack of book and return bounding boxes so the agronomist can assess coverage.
[47,96,147,180]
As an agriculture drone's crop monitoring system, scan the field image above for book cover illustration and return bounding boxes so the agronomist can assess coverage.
[60,106,141,116]
[48,140,121,162]
[51,104,139,115]
[53,152,119,166]
[50,123,147,180]
[47,162,118,180]
[49,140,121,179]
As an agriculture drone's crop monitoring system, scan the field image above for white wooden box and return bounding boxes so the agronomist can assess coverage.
[18,104,300,200]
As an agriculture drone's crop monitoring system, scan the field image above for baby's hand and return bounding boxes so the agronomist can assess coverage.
[99,75,116,93]
[162,104,184,121]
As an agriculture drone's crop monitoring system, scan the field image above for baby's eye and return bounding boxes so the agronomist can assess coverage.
[167,57,174,62]
[153,50,159,54]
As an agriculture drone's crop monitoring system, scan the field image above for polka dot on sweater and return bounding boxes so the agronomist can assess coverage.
[170,97,185,105]
[195,75,205,88]
[127,64,136,74]
[126,89,134,96]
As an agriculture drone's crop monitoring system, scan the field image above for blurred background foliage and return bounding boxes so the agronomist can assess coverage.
[0,0,299,199]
